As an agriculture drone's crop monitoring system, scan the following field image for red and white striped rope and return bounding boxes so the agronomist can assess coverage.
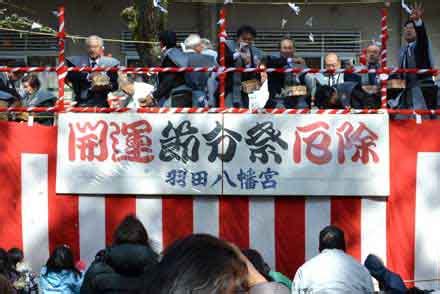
[2,106,439,116]
[218,8,227,108]
[3,66,439,75]
[380,8,389,109]
[56,6,67,111]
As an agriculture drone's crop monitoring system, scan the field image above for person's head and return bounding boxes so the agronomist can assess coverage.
[404,20,417,43]
[201,38,214,50]
[113,215,150,247]
[241,249,272,282]
[324,53,341,71]
[315,85,341,109]
[7,60,26,81]
[236,25,257,46]
[158,30,177,50]
[319,225,346,252]
[279,38,295,58]
[147,234,248,294]
[22,74,41,95]
[366,44,381,65]
[0,248,8,275]
[86,35,104,59]
[118,76,134,96]
[184,34,204,53]
[7,248,23,269]
[45,245,80,276]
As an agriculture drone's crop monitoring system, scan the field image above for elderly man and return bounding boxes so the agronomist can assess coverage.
[398,3,437,110]
[66,35,120,107]
[292,226,374,293]
[308,53,368,109]
[224,25,264,108]
[263,38,308,109]
[183,34,218,107]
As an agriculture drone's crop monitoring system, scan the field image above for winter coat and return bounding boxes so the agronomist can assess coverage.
[39,267,82,294]
[80,244,158,294]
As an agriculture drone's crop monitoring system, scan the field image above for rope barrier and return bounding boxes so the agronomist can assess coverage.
[380,8,388,109]
[1,66,439,75]
[3,106,440,116]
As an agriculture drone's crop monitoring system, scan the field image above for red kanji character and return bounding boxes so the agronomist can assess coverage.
[294,121,332,165]
[336,121,380,164]
[110,120,154,163]
[68,121,109,162]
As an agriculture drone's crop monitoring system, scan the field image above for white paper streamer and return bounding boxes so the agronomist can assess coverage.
[288,3,301,15]
[401,0,412,14]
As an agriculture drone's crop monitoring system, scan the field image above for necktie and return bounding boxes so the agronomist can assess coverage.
[331,75,335,86]
[91,61,97,68]
[368,65,377,85]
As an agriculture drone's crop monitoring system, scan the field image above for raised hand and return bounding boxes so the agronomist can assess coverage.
[410,2,424,21]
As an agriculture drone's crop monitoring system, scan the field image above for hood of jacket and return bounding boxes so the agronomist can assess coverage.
[106,244,158,277]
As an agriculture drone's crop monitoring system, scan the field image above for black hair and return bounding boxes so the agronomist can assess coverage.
[0,248,9,277]
[7,248,23,270]
[113,215,150,247]
[236,25,257,39]
[144,234,248,294]
[45,245,80,277]
[319,225,346,252]
[315,85,341,109]
[22,74,41,90]
[6,60,26,68]
[404,20,415,28]
[242,249,273,282]
[158,30,177,48]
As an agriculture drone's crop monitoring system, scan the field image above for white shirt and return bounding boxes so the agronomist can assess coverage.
[292,249,374,294]
[127,82,155,108]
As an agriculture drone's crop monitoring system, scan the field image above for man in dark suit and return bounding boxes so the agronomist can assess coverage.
[66,35,119,107]
[223,25,264,108]
[399,2,437,109]
[263,38,308,109]
[150,30,192,107]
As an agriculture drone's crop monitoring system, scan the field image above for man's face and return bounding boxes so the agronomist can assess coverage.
[194,43,204,54]
[22,81,34,95]
[325,54,340,71]
[280,40,295,58]
[366,45,380,64]
[404,22,417,43]
[238,32,254,47]
[87,39,102,59]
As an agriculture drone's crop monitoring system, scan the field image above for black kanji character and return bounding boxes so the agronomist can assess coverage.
[165,169,188,187]
[160,121,200,163]
[210,171,238,188]
[191,171,208,187]
[203,121,242,162]
[259,168,279,189]
[237,168,259,190]
[245,121,288,164]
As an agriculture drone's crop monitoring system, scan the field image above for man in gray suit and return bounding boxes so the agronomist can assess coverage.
[183,34,217,107]
[66,35,120,107]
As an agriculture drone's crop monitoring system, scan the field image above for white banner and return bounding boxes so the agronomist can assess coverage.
[56,113,389,196]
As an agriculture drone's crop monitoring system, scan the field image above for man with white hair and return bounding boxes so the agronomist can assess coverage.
[66,35,120,107]
[183,34,217,106]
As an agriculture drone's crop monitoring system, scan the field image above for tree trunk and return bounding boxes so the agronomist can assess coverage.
[122,0,168,67]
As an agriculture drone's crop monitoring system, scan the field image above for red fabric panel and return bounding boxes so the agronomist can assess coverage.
[162,196,194,248]
[331,197,362,261]
[219,197,250,249]
[275,197,306,277]
[105,196,137,246]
